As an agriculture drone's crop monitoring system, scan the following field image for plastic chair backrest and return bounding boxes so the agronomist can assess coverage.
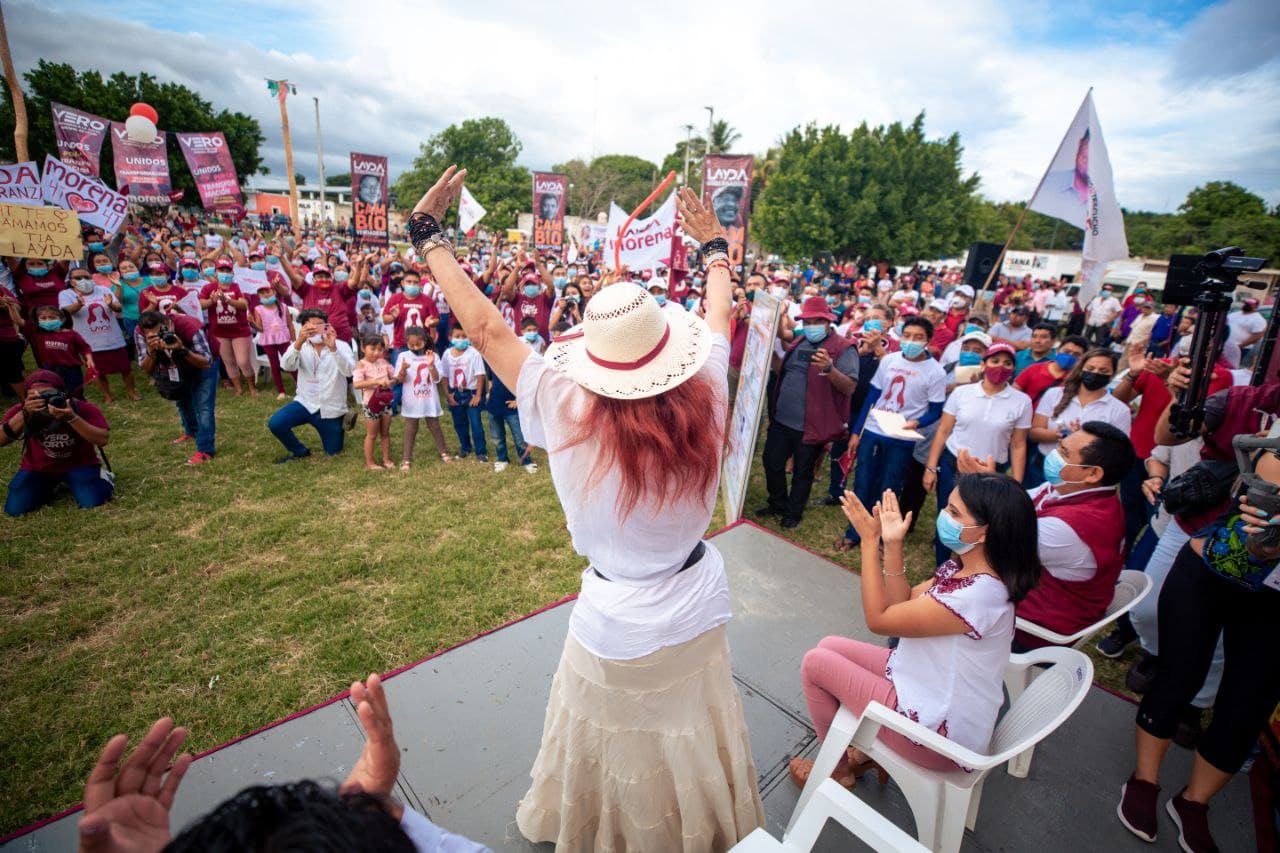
[988,648,1092,761]
[1105,570,1149,617]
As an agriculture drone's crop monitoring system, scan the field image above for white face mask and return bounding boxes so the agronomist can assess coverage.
[308,333,325,345]
[74,279,95,294]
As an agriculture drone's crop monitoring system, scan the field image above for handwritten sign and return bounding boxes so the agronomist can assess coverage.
[41,155,129,234]
[0,162,42,206]
[722,290,782,524]
[0,204,83,259]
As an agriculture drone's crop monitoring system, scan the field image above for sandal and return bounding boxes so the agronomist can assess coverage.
[400,461,412,471]
[440,452,452,463]
[845,748,890,786]
[788,757,856,791]
[365,463,385,471]
[383,461,396,470]
[833,537,855,553]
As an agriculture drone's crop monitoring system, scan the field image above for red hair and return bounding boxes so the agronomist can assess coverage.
[560,373,726,519]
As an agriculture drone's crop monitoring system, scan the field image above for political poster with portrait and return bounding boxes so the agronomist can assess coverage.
[701,154,754,269]
[41,156,130,233]
[51,102,109,177]
[176,132,241,211]
[350,152,389,246]
[109,122,171,204]
[0,162,43,206]
[531,171,567,254]
[722,289,781,524]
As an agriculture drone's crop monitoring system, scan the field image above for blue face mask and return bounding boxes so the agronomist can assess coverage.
[685,298,697,309]
[825,295,837,305]
[38,319,62,332]
[251,261,267,271]
[451,338,470,351]
[358,289,373,300]
[936,510,981,555]
[122,271,141,282]
[655,295,667,307]
[802,325,828,344]
[1054,352,1078,370]
[217,272,234,284]
[959,351,982,367]
[335,271,349,282]
[862,319,883,333]
[901,340,927,359]
[267,255,279,264]
[1042,448,1091,486]
[182,268,200,281]
[403,284,422,297]
[27,266,48,277]
[261,295,277,306]
[554,276,567,287]
[87,242,105,253]
[894,321,905,336]
[95,264,113,274]
[202,267,216,278]
[523,284,541,298]
[485,284,494,295]
[965,323,983,335]
[523,331,541,343]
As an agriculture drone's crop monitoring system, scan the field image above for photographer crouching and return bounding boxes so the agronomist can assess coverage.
[136,310,217,465]
[1,370,112,516]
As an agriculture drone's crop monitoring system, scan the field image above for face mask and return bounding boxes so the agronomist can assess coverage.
[965,323,983,334]
[335,271,349,282]
[213,272,233,286]
[122,271,141,282]
[862,319,883,333]
[403,284,422,297]
[267,255,279,265]
[182,268,200,281]
[409,346,426,355]
[523,331,541,343]
[94,262,113,274]
[1054,352,1078,370]
[451,338,470,351]
[169,241,181,248]
[936,511,981,555]
[685,298,697,310]
[894,321,904,336]
[261,295,277,305]
[825,295,837,305]
[654,295,667,306]
[87,241,105,252]
[201,266,216,278]
[315,278,332,288]
[1042,447,1093,486]
[27,266,48,277]
[554,276,567,287]
[358,289,373,300]
[901,340,927,359]
[523,284,541,298]
[308,333,325,345]
[1080,370,1111,391]
[485,284,495,295]
[143,276,162,287]
[73,279,94,294]
[251,261,266,271]
[959,350,982,367]
[984,365,1014,385]
[38,319,62,332]
[802,325,828,344]
[182,252,197,261]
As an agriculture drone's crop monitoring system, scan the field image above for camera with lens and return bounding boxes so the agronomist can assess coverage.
[160,330,180,346]
[37,388,69,410]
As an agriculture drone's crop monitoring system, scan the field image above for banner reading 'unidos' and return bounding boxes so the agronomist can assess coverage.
[176,132,241,211]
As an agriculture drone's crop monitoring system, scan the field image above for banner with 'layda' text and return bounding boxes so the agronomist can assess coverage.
[531,171,567,254]
[351,152,388,245]
[176,132,241,211]
[701,154,754,268]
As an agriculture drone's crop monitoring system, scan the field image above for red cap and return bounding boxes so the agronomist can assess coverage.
[985,342,1017,360]
[215,258,233,270]
[640,270,653,281]
[312,264,330,274]
[1244,297,1260,309]
[795,295,838,322]
[520,273,541,285]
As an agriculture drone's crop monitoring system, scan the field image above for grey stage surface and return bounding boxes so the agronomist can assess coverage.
[2,521,1254,851]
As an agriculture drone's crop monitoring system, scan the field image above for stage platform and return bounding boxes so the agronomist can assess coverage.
[2,521,1255,851]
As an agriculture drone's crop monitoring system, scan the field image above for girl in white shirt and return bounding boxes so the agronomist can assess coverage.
[1030,348,1132,463]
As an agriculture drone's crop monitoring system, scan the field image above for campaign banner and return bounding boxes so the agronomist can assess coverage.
[604,192,677,271]
[721,289,781,523]
[578,222,608,250]
[176,132,241,211]
[0,162,42,206]
[531,171,567,254]
[350,152,388,246]
[0,203,83,260]
[41,155,129,233]
[701,154,754,268]
[109,122,171,205]
[51,102,109,177]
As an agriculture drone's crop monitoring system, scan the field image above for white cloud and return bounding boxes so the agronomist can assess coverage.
[21,0,1280,213]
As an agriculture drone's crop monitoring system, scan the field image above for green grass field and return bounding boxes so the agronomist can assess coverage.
[0,372,1137,834]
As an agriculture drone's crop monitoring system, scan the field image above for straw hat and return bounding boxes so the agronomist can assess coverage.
[545,283,712,400]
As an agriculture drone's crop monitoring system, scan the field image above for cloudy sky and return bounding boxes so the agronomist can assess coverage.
[17,0,1280,212]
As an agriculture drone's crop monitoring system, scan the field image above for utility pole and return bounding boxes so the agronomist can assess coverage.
[0,1,28,162]
[313,96,326,226]
[268,79,300,229]
[681,124,694,186]
[704,106,714,156]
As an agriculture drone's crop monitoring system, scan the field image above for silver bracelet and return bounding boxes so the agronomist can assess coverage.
[882,567,907,577]
[413,232,454,258]
[703,251,729,267]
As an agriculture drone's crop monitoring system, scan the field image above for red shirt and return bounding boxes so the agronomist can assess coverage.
[382,292,440,348]
[4,399,108,473]
[16,266,67,313]
[200,281,251,338]
[943,308,967,336]
[1014,361,1065,409]
[929,325,956,359]
[297,282,355,342]
[32,328,91,367]
[138,284,185,316]
[512,290,554,338]
[1128,365,1231,460]
[0,286,20,342]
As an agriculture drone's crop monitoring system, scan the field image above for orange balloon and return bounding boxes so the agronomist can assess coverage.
[129,102,159,124]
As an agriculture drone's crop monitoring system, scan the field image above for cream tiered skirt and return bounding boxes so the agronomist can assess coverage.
[515,624,765,852]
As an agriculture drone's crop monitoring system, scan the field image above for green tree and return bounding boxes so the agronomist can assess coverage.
[707,119,741,155]
[393,117,529,229]
[1179,181,1268,232]
[552,154,658,218]
[754,113,979,262]
[294,172,306,185]
[0,60,265,202]
[326,172,350,186]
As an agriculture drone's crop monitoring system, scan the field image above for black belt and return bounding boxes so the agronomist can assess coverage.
[593,541,706,582]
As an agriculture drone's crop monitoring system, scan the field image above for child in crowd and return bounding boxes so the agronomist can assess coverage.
[249,283,296,400]
[30,305,94,399]
[393,326,451,470]
[441,324,488,462]
[356,304,386,349]
[352,334,396,470]
[484,317,542,473]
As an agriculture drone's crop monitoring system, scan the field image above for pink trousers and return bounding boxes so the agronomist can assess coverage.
[801,636,959,771]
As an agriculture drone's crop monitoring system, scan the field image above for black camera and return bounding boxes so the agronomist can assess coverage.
[160,331,180,346]
[37,388,69,410]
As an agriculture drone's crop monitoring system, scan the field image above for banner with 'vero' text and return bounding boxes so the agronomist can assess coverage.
[110,122,171,205]
[51,102,109,177]
[531,172,567,255]
[176,132,241,211]
[351,152,388,246]
[701,154,754,269]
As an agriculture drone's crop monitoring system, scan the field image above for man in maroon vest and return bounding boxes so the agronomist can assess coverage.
[1015,421,1136,648]
[759,296,859,529]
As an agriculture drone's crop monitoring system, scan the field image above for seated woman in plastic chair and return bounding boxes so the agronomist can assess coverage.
[790,475,1042,788]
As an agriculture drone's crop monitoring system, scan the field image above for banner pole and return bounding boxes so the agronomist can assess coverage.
[313,97,326,228]
[277,84,299,232]
[613,170,677,270]
[0,2,28,162]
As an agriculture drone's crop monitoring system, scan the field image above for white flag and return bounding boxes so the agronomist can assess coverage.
[458,185,486,233]
[1028,91,1128,306]
[604,192,678,271]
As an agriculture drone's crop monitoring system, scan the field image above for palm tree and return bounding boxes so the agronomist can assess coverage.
[707,119,742,155]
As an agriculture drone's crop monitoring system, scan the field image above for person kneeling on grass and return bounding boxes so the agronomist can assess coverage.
[136,311,217,466]
[269,308,356,464]
[75,673,490,853]
[789,477,1040,789]
[1,370,112,516]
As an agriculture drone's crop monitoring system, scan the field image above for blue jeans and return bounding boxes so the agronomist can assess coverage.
[435,314,452,355]
[268,401,345,457]
[174,366,217,455]
[449,389,487,458]
[390,347,408,411]
[5,464,113,516]
[487,408,529,464]
[845,431,915,543]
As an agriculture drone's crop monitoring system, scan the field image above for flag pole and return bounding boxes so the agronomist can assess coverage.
[274,81,300,232]
[613,170,677,270]
[0,1,29,162]
[978,88,1093,300]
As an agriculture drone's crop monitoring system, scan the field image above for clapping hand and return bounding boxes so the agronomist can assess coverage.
[413,165,468,222]
[674,187,725,245]
[956,448,996,474]
[877,489,912,544]
[839,490,881,543]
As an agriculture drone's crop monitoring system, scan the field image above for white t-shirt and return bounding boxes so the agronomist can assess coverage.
[441,346,485,391]
[942,381,1033,464]
[59,285,125,352]
[865,352,947,438]
[1227,310,1266,348]
[394,350,443,418]
[1043,291,1070,321]
[1086,296,1121,326]
[1033,386,1133,456]
[516,333,732,661]
[1027,483,1107,581]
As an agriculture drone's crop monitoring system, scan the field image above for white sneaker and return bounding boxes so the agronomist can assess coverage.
[494,461,509,472]
[523,463,538,474]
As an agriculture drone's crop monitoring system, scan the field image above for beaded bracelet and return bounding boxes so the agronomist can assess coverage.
[706,259,731,276]
[701,236,729,257]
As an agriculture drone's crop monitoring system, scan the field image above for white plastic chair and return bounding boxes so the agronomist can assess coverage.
[1015,570,1152,649]
[732,779,928,852]
[786,646,1093,853]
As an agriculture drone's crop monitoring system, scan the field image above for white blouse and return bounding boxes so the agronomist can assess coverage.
[516,333,733,661]
[886,561,1014,757]
[1033,386,1132,457]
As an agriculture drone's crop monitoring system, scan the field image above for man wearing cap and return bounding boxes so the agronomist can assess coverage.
[648,279,684,316]
[759,296,859,529]
[501,253,555,341]
[922,299,954,359]
[942,286,973,336]
[1226,297,1266,367]
[284,262,357,344]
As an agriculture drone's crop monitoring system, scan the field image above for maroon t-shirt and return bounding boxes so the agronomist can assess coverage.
[512,290,554,339]
[4,399,108,473]
[33,329,91,367]
[296,282,354,342]
[382,292,440,349]
[200,281,251,338]
[0,285,20,342]
[138,284,185,316]
[16,266,67,313]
